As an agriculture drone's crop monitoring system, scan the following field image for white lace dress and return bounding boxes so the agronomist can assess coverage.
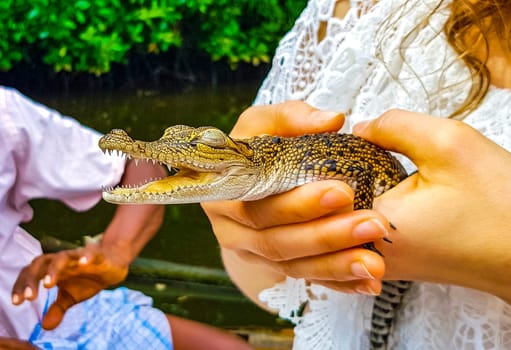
[254,0,511,349]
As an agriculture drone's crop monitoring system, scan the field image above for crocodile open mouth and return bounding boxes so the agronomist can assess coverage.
[106,168,220,194]
[97,125,258,204]
[101,153,227,204]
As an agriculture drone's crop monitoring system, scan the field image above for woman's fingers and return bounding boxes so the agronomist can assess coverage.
[241,247,385,280]
[353,109,484,169]
[205,180,389,262]
[217,209,389,261]
[232,101,345,138]
[238,247,385,294]
[308,279,383,295]
[204,180,354,228]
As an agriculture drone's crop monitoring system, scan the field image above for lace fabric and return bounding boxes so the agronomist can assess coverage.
[255,0,511,348]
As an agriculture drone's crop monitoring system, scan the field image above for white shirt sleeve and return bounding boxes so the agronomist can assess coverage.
[0,86,129,338]
[0,86,126,214]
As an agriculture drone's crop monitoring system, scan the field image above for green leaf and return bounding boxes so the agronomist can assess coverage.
[76,11,86,24]
[27,8,39,20]
[58,46,67,57]
[39,31,49,39]
[75,0,91,10]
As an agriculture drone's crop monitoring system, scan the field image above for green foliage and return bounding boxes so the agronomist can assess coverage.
[0,0,307,75]
[188,0,304,68]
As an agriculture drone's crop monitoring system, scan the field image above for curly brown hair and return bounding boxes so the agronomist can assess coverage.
[375,0,510,118]
[445,0,511,117]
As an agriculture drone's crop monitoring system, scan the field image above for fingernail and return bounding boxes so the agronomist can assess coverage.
[24,287,33,299]
[79,256,88,265]
[355,284,379,296]
[320,187,352,209]
[353,219,388,240]
[12,294,19,304]
[43,275,52,286]
[351,261,375,280]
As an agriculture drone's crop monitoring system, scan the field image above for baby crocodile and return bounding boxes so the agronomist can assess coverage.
[99,125,411,350]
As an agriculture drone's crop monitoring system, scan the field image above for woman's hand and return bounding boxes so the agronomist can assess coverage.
[202,102,390,307]
[355,109,511,303]
[204,102,511,307]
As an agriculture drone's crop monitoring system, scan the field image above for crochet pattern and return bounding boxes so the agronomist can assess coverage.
[255,0,511,349]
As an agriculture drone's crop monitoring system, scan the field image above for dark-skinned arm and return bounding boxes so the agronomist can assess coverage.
[12,159,167,330]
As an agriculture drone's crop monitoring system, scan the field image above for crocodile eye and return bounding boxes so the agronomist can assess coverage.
[198,129,228,147]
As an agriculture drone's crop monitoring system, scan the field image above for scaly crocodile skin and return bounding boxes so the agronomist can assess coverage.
[99,125,410,349]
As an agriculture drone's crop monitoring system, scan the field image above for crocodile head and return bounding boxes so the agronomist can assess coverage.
[99,125,259,204]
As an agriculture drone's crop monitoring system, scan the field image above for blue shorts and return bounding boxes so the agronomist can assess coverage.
[30,287,173,350]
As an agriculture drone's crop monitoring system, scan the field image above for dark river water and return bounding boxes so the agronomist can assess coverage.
[20,81,287,328]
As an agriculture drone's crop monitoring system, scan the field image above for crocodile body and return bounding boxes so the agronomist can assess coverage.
[99,125,411,349]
